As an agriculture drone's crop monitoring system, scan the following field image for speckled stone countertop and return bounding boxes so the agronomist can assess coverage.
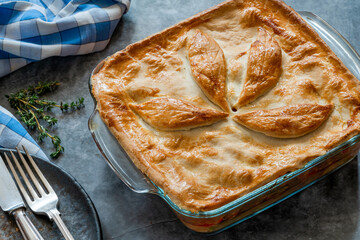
[1,0,360,239]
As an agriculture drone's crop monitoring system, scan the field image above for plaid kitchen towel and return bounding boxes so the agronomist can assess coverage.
[0,106,48,160]
[0,0,130,77]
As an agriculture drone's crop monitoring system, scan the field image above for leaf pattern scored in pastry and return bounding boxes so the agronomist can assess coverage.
[235,27,282,108]
[187,29,229,112]
[126,29,333,139]
[129,97,229,131]
[233,104,334,138]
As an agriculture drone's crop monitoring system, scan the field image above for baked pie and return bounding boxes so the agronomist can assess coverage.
[91,0,360,212]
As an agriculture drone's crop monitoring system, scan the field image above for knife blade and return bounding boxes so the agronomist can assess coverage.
[0,155,43,240]
[0,154,24,211]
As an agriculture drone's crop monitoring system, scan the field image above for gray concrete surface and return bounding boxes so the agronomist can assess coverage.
[1,0,360,239]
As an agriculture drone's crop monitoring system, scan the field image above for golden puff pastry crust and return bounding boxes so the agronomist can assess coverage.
[129,97,228,131]
[91,0,360,212]
[235,27,282,108]
[187,30,229,112]
[233,104,334,138]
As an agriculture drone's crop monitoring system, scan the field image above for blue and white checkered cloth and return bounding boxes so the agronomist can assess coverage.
[0,0,130,77]
[0,106,48,160]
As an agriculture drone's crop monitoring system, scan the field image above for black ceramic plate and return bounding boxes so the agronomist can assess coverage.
[0,149,102,240]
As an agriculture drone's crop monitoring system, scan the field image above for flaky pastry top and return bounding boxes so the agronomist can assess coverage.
[92,0,360,212]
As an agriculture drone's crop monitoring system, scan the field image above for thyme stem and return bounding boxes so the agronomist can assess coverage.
[5,81,84,158]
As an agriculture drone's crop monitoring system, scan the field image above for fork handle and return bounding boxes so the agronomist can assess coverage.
[48,208,74,240]
[12,208,44,240]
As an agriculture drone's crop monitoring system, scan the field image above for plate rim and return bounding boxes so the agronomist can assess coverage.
[0,148,103,240]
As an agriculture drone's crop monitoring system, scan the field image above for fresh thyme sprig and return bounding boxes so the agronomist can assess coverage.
[5,81,84,158]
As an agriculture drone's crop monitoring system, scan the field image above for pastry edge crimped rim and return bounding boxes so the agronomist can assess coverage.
[92,0,360,212]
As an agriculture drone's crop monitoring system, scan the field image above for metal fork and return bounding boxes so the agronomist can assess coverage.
[4,147,74,240]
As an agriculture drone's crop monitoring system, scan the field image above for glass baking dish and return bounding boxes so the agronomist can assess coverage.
[88,11,360,233]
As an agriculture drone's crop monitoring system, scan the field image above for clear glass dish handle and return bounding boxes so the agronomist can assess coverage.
[89,61,158,194]
[89,110,158,193]
[299,11,360,79]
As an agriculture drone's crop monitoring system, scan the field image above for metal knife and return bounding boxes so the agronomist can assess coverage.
[0,155,44,240]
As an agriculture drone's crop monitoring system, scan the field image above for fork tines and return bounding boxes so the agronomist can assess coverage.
[3,146,54,202]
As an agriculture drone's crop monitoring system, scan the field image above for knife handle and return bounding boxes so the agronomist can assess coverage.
[12,208,44,240]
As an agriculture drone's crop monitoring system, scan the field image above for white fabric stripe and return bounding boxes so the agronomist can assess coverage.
[0,59,11,77]
[102,5,122,21]
[0,106,13,117]
[93,39,109,52]
[5,21,21,39]
[118,0,130,10]
[37,21,59,35]
[73,11,95,26]
[17,138,39,155]
[13,2,47,16]
[54,2,79,20]
[3,39,21,56]
[41,44,62,58]
[77,42,95,54]
[0,124,5,136]
[10,58,27,72]
[48,0,65,16]
[0,126,22,148]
